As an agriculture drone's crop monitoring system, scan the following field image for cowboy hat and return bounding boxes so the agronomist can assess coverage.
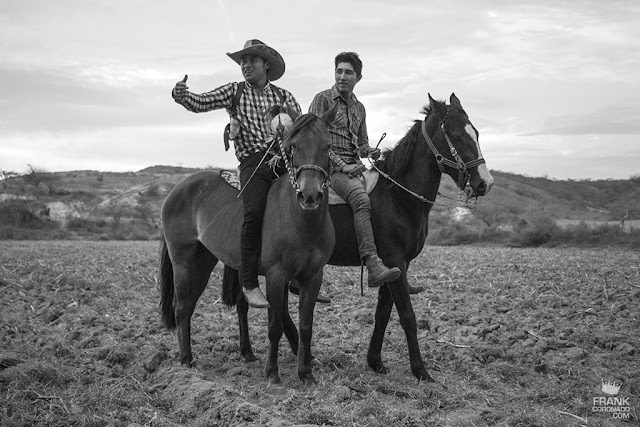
[227,39,285,81]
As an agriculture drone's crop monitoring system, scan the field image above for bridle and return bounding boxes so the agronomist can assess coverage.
[421,107,486,191]
[275,120,330,194]
[371,107,484,207]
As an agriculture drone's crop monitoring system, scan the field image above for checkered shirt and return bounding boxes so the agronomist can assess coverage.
[174,81,302,161]
[308,85,371,171]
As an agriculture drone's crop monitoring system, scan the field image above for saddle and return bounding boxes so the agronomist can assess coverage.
[220,168,380,205]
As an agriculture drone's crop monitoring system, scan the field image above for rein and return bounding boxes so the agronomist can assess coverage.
[371,162,473,207]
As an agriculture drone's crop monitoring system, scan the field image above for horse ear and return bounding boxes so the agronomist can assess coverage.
[450,93,462,109]
[428,93,447,119]
[284,103,300,122]
[321,101,339,126]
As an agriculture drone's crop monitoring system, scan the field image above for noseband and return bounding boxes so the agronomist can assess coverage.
[276,127,329,194]
[421,109,485,190]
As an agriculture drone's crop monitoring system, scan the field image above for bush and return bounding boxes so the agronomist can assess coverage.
[510,214,560,247]
[427,222,481,246]
[65,217,110,234]
[559,222,640,248]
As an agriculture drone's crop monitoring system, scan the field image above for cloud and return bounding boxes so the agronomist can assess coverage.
[521,106,640,136]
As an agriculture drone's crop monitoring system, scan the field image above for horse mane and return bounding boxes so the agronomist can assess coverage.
[381,99,469,178]
[282,113,322,150]
[381,120,423,177]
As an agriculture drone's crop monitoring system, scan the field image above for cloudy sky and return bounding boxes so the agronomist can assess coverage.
[1,0,639,180]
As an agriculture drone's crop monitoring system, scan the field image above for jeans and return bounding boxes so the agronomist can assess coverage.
[238,151,286,290]
[330,171,377,259]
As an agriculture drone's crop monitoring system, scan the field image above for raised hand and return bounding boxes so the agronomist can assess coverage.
[173,74,189,100]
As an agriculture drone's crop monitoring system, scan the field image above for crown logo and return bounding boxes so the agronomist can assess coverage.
[601,380,621,395]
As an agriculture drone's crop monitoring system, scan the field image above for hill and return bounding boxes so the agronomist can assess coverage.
[1,165,639,241]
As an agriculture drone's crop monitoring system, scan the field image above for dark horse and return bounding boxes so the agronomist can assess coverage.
[159,106,337,386]
[223,93,494,381]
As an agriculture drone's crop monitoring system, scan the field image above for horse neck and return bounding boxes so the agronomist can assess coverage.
[385,121,442,208]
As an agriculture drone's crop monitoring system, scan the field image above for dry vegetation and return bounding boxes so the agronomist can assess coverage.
[1,241,638,426]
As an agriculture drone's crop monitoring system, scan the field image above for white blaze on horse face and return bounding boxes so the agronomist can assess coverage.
[464,124,494,193]
[465,124,482,159]
[477,163,494,193]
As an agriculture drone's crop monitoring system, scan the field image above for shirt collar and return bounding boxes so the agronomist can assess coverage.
[246,80,272,92]
[331,84,357,105]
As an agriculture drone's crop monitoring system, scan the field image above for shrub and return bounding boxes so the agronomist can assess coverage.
[65,217,110,234]
[428,222,481,246]
[0,199,53,230]
[510,214,560,247]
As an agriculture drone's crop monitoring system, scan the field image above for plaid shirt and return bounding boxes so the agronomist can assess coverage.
[173,81,302,161]
[308,85,371,171]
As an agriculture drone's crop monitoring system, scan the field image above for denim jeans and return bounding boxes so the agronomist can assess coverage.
[238,151,286,290]
[330,171,377,259]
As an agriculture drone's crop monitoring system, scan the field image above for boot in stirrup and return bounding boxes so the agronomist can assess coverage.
[366,255,401,287]
[243,287,270,308]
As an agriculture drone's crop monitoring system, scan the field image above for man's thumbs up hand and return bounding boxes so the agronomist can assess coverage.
[173,74,189,100]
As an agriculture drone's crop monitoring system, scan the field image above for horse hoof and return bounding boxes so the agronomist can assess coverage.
[371,363,388,374]
[267,381,287,396]
[243,353,259,363]
[181,359,197,369]
[368,358,388,374]
[416,371,435,383]
[310,357,323,367]
[301,376,317,387]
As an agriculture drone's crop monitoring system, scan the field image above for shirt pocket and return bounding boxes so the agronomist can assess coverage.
[349,112,362,138]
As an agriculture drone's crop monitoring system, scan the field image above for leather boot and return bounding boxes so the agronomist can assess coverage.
[366,255,401,287]
[289,281,331,304]
[409,284,425,294]
[242,287,269,308]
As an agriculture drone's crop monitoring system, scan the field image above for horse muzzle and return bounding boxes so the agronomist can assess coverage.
[467,163,494,197]
[294,165,328,211]
[296,189,324,211]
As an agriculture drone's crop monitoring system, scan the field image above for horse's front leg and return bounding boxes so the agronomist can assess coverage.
[368,283,394,374]
[265,270,287,388]
[386,266,434,382]
[283,282,299,356]
[297,270,322,385]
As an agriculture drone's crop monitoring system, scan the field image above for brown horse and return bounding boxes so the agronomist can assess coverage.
[159,106,337,386]
[223,93,494,381]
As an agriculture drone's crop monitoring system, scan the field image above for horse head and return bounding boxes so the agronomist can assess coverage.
[425,93,494,198]
[282,103,338,211]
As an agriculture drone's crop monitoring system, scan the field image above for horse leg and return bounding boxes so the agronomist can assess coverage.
[283,282,299,356]
[236,291,257,362]
[386,267,434,382]
[223,265,258,362]
[172,242,217,367]
[368,283,394,374]
[297,271,322,385]
[265,270,287,387]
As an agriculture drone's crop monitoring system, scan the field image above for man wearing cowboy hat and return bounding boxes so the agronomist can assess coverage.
[172,39,302,308]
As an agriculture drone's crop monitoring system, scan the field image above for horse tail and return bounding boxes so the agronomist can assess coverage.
[222,264,240,307]
[159,234,176,330]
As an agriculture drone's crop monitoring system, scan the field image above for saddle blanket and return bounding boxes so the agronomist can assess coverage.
[220,169,380,205]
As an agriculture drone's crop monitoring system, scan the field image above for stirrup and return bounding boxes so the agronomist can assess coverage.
[242,287,270,308]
